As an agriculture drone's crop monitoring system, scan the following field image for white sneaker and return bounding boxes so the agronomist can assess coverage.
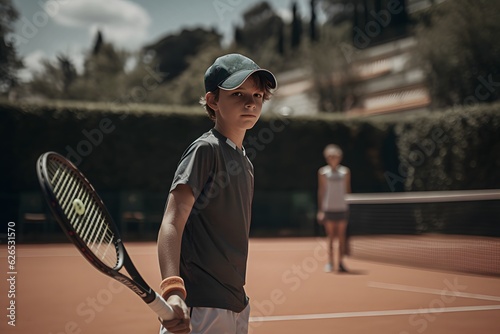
[324,263,333,272]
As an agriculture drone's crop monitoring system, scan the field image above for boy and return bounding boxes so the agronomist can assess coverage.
[157,53,277,334]
[317,144,351,273]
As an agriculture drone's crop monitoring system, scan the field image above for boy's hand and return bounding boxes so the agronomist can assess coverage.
[160,295,191,334]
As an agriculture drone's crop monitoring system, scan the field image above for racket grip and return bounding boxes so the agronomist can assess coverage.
[148,292,175,321]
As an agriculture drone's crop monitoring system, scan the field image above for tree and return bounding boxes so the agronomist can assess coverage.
[231,1,287,71]
[277,21,285,55]
[28,54,78,100]
[133,45,224,106]
[29,31,128,101]
[310,0,318,42]
[233,2,284,56]
[57,54,77,94]
[308,22,353,112]
[29,59,66,99]
[291,2,302,49]
[143,28,221,82]
[92,30,103,55]
[414,0,500,108]
[61,30,129,101]
[0,0,23,93]
[84,30,127,79]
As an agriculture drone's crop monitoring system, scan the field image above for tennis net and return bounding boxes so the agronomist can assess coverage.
[345,189,500,276]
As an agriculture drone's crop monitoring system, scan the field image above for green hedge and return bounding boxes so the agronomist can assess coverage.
[394,105,500,191]
[0,101,212,193]
[0,100,407,193]
[2,100,499,238]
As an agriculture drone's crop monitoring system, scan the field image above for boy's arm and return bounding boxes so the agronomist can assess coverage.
[158,184,194,279]
[157,184,194,333]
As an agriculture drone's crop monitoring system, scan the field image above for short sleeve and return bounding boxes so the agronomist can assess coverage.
[170,140,215,199]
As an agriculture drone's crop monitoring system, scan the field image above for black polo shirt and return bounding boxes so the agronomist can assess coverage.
[170,128,253,313]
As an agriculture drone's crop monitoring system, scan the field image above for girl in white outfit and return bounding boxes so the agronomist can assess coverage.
[317,144,351,273]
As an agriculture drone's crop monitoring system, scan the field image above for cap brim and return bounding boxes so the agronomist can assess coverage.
[218,69,277,91]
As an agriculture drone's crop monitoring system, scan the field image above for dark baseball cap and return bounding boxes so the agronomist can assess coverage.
[204,53,277,93]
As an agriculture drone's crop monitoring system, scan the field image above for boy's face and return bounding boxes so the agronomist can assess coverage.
[208,76,264,131]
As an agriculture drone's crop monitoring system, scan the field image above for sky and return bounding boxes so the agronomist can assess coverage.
[9,0,325,80]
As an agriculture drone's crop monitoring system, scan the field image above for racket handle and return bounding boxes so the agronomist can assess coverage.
[148,292,175,321]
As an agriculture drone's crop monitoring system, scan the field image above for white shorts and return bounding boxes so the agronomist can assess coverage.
[160,304,250,334]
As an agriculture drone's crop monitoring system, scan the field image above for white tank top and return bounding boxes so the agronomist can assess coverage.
[320,165,349,212]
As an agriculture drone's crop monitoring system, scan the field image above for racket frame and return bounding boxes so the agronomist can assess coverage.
[36,152,155,303]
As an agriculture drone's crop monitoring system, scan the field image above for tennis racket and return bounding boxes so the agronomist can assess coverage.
[36,151,174,321]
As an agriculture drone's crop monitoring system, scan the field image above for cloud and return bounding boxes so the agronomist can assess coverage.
[18,50,47,81]
[47,0,151,50]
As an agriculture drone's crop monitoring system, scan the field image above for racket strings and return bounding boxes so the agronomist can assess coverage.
[47,159,119,268]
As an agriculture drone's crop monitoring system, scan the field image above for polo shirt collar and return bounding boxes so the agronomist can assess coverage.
[211,128,246,156]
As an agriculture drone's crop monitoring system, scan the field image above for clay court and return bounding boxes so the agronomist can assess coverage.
[1,237,499,334]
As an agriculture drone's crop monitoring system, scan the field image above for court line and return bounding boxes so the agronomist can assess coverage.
[248,304,500,323]
[368,281,500,302]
